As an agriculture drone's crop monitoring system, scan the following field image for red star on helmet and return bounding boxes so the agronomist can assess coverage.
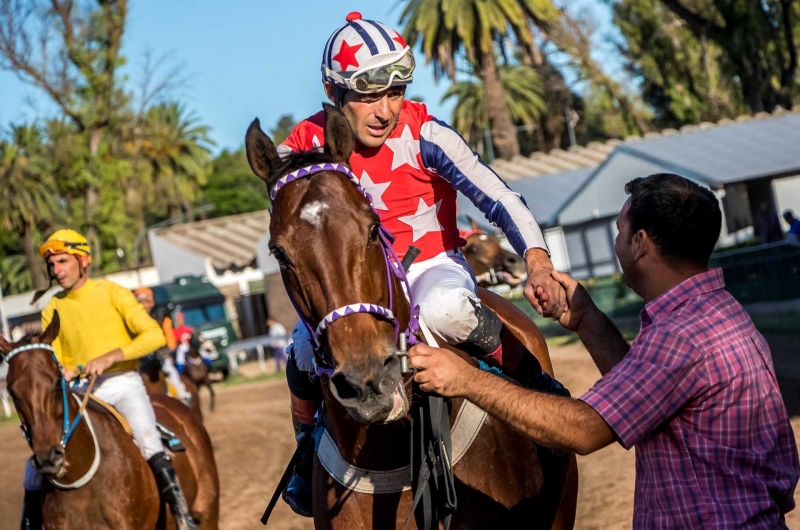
[332,40,363,71]
[393,31,407,48]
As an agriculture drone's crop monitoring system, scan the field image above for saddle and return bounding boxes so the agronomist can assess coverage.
[86,394,185,452]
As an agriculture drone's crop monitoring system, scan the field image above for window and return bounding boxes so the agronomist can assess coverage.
[181,303,226,327]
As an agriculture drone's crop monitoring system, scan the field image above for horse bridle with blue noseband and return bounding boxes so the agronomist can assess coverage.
[4,343,85,448]
[270,162,421,375]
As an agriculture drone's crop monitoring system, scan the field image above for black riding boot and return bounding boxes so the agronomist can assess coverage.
[19,489,42,530]
[457,303,570,397]
[282,424,315,518]
[148,452,197,530]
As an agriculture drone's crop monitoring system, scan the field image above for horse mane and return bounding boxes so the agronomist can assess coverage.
[267,149,336,196]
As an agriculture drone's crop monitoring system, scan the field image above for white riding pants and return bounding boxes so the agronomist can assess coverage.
[162,358,191,401]
[290,249,480,373]
[24,371,163,491]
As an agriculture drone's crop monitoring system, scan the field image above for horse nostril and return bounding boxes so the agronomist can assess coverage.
[331,371,362,401]
[506,255,522,267]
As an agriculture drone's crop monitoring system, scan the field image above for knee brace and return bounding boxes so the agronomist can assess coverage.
[456,300,504,358]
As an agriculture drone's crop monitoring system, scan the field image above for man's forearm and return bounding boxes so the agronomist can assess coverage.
[576,308,630,375]
[462,368,614,455]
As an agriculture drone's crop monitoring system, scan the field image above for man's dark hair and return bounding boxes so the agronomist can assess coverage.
[624,173,721,268]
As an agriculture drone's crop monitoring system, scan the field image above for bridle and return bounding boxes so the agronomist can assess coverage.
[4,343,101,489]
[270,162,420,375]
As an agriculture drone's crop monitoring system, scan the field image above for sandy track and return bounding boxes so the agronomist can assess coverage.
[1,339,799,529]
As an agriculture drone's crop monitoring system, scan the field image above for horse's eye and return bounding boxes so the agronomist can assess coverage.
[465,244,479,254]
[368,223,380,242]
[270,247,287,263]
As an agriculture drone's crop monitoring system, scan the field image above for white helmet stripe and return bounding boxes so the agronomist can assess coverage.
[325,24,350,66]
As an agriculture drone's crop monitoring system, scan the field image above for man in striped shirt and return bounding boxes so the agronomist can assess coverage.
[411,173,800,528]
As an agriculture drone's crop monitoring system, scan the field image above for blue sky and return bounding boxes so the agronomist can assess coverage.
[0,0,615,153]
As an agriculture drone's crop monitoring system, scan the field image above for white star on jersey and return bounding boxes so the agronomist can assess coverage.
[385,125,421,170]
[359,171,391,211]
[312,135,322,150]
[398,198,443,241]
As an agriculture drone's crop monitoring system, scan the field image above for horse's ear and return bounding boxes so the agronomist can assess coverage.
[0,334,11,356]
[322,103,354,164]
[245,118,279,181]
[467,216,481,231]
[40,312,60,345]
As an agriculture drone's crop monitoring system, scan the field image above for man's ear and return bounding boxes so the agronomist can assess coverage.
[632,229,649,262]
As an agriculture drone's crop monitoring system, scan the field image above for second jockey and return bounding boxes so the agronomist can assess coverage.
[21,230,197,530]
[279,13,569,516]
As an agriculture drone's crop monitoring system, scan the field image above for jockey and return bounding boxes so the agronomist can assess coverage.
[279,13,569,517]
[133,287,193,406]
[20,230,197,530]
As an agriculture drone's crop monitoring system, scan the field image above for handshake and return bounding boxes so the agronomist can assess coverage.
[524,269,597,332]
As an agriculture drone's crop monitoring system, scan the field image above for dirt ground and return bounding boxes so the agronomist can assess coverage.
[1,335,799,529]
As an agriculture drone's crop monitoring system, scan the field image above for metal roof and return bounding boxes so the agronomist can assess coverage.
[151,210,270,270]
[458,166,594,228]
[618,111,800,186]
[489,105,800,183]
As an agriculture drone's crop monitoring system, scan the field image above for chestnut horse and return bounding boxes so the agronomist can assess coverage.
[246,105,577,529]
[461,217,527,289]
[1,313,220,529]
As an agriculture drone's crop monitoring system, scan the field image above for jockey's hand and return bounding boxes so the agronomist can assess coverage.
[84,349,124,378]
[524,249,567,319]
[549,270,596,332]
[62,368,80,382]
[409,344,475,398]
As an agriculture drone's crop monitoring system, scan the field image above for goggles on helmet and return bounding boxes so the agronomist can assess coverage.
[323,47,415,94]
[39,240,91,259]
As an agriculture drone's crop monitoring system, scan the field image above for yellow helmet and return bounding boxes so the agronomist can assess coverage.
[39,229,92,264]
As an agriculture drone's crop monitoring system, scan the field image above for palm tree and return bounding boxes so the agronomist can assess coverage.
[444,63,545,153]
[0,124,61,290]
[400,0,559,160]
[140,103,214,221]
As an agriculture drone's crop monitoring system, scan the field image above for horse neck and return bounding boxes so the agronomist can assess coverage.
[322,271,415,471]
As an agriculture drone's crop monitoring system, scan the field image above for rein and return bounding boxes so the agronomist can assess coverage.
[4,343,101,489]
[270,162,420,374]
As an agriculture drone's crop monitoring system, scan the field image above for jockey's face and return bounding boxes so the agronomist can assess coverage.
[47,254,89,291]
[326,83,405,148]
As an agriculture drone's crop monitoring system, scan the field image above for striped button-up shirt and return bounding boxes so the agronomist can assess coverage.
[581,269,799,528]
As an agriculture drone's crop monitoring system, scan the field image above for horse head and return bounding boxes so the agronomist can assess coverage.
[246,104,410,425]
[0,312,68,478]
[462,217,527,288]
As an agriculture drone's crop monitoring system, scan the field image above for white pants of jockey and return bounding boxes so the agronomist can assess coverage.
[162,358,191,402]
[290,249,480,372]
[24,371,162,491]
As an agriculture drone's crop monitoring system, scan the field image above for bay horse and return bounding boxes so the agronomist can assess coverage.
[140,355,204,421]
[183,344,216,413]
[1,313,220,529]
[461,217,527,289]
[246,104,577,529]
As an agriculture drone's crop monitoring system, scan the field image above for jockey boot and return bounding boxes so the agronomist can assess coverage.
[19,489,42,530]
[148,452,198,530]
[458,304,569,397]
[282,396,319,518]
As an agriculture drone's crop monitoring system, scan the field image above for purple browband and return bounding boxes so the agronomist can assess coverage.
[270,163,420,376]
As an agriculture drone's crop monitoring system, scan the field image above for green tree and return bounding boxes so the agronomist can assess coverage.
[0,0,130,267]
[202,149,270,218]
[443,63,545,153]
[140,103,214,221]
[270,114,296,145]
[0,125,62,290]
[610,0,747,126]
[655,0,799,112]
[400,0,559,160]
